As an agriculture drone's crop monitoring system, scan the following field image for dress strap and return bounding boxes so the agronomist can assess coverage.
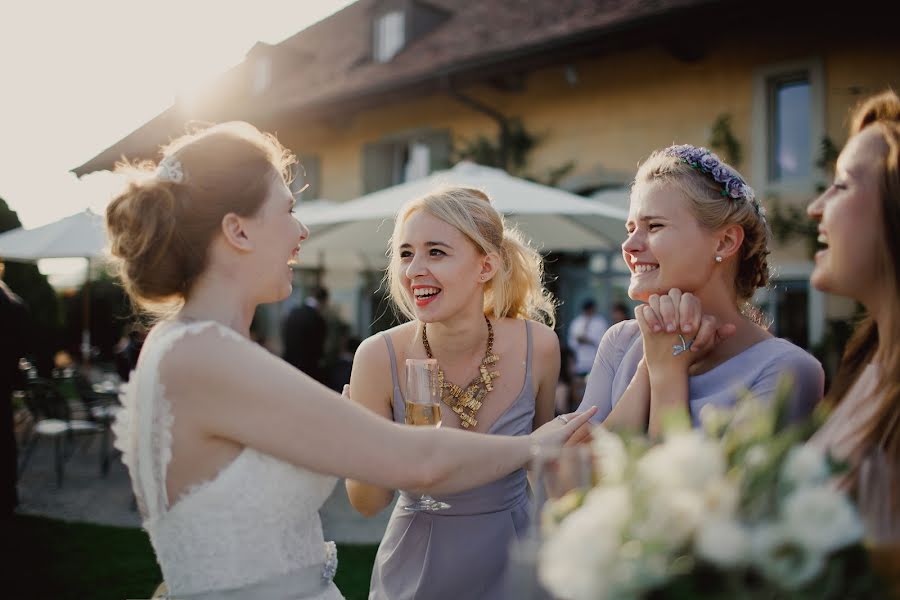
[380,332,403,403]
[524,320,534,384]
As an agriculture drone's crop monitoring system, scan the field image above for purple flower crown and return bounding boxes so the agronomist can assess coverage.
[664,144,764,216]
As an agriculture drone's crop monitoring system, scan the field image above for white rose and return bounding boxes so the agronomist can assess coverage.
[702,477,740,518]
[695,517,750,568]
[539,486,631,600]
[751,523,824,589]
[591,426,628,484]
[744,444,769,469]
[781,445,829,487]
[632,488,704,551]
[636,431,725,492]
[782,486,864,553]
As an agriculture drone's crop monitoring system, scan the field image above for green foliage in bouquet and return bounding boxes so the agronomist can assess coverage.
[538,377,887,600]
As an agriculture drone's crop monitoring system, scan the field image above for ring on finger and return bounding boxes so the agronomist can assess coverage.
[672,334,694,356]
[556,414,570,424]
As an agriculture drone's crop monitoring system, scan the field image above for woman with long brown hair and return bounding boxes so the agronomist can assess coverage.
[808,90,900,537]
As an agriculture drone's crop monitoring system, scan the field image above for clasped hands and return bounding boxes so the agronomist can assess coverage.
[635,288,736,373]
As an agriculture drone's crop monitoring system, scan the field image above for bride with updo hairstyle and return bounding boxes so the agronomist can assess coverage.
[105,122,594,599]
[577,143,824,437]
[106,121,296,314]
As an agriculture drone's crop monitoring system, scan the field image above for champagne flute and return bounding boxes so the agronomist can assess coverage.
[403,358,450,512]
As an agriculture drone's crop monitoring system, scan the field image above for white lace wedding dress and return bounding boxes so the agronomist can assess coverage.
[113,320,343,599]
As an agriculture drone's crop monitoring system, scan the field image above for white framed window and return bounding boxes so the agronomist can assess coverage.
[373,10,405,63]
[753,263,826,349]
[752,58,825,195]
[362,130,450,193]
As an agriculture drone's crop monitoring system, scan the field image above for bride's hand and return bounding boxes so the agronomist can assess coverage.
[530,407,597,448]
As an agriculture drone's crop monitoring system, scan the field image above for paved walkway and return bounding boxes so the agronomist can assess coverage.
[15,433,394,544]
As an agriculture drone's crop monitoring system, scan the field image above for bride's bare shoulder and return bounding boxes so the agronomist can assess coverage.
[155,322,264,392]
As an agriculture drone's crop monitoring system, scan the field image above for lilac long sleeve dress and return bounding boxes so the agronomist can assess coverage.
[577,320,824,425]
[369,321,537,600]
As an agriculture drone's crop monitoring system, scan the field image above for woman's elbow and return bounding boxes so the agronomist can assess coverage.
[345,481,392,517]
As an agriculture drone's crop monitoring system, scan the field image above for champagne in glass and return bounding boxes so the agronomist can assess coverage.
[403,358,450,512]
[404,402,442,426]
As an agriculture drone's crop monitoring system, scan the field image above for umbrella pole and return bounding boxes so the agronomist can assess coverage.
[81,257,91,368]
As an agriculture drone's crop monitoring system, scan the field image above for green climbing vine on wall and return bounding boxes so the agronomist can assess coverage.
[452,117,575,186]
[709,114,742,167]
[767,136,840,258]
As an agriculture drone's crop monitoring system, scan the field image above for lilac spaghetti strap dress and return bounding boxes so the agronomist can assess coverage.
[577,320,824,424]
[368,321,537,600]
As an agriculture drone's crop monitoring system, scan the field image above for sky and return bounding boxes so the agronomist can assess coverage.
[0,0,355,283]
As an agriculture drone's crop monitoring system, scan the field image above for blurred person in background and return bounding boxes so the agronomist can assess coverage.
[282,286,329,382]
[0,259,29,520]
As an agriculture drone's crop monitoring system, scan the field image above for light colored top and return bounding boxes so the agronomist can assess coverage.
[577,320,824,426]
[811,364,898,542]
[568,313,609,375]
[113,320,342,599]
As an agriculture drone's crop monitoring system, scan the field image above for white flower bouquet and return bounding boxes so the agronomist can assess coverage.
[538,381,886,599]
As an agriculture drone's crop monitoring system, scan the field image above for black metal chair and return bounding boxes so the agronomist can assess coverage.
[17,377,107,487]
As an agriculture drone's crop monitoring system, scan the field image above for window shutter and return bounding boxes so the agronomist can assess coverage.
[362,142,396,193]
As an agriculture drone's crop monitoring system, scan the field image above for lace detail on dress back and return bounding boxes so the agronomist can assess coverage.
[112,320,340,597]
[114,320,249,518]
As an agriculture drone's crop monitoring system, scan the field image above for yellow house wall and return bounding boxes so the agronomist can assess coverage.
[275,32,897,331]
[279,34,898,206]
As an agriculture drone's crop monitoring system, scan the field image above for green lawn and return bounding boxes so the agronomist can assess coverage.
[7,514,378,599]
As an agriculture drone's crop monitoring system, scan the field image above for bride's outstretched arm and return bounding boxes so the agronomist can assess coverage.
[162,328,595,496]
[345,335,402,517]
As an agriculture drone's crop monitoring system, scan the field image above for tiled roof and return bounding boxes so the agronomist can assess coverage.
[73,0,718,175]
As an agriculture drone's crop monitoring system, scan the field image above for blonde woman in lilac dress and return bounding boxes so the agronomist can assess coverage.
[578,145,824,435]
[346,188,570,600]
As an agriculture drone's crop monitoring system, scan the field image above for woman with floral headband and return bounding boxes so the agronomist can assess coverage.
[345,187,568,600]
[577,145,823,436]
[808,90,900,544]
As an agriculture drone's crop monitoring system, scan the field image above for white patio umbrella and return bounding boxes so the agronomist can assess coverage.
[0,209,108,361]
[298,162,629,270]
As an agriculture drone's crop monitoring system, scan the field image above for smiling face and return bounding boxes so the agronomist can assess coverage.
[623,181,721,302]
[393,209,489,322]
[807,128,887,303]
[243,175,309,304]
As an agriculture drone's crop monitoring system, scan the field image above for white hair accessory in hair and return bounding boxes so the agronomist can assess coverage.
[155,156,184,183]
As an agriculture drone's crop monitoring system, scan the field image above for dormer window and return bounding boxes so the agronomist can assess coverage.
[374,10,405,63]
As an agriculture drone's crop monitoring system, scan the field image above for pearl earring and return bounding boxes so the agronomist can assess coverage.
[715,256,723,263]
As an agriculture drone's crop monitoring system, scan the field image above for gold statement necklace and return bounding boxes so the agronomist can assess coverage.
[422,315,500,429]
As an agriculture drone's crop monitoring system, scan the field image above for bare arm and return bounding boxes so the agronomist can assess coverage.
[602,358,652,433]
[637,292,735,438]
[165,327,594,496]
[533,323,561,429]
[344,336,398,517]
